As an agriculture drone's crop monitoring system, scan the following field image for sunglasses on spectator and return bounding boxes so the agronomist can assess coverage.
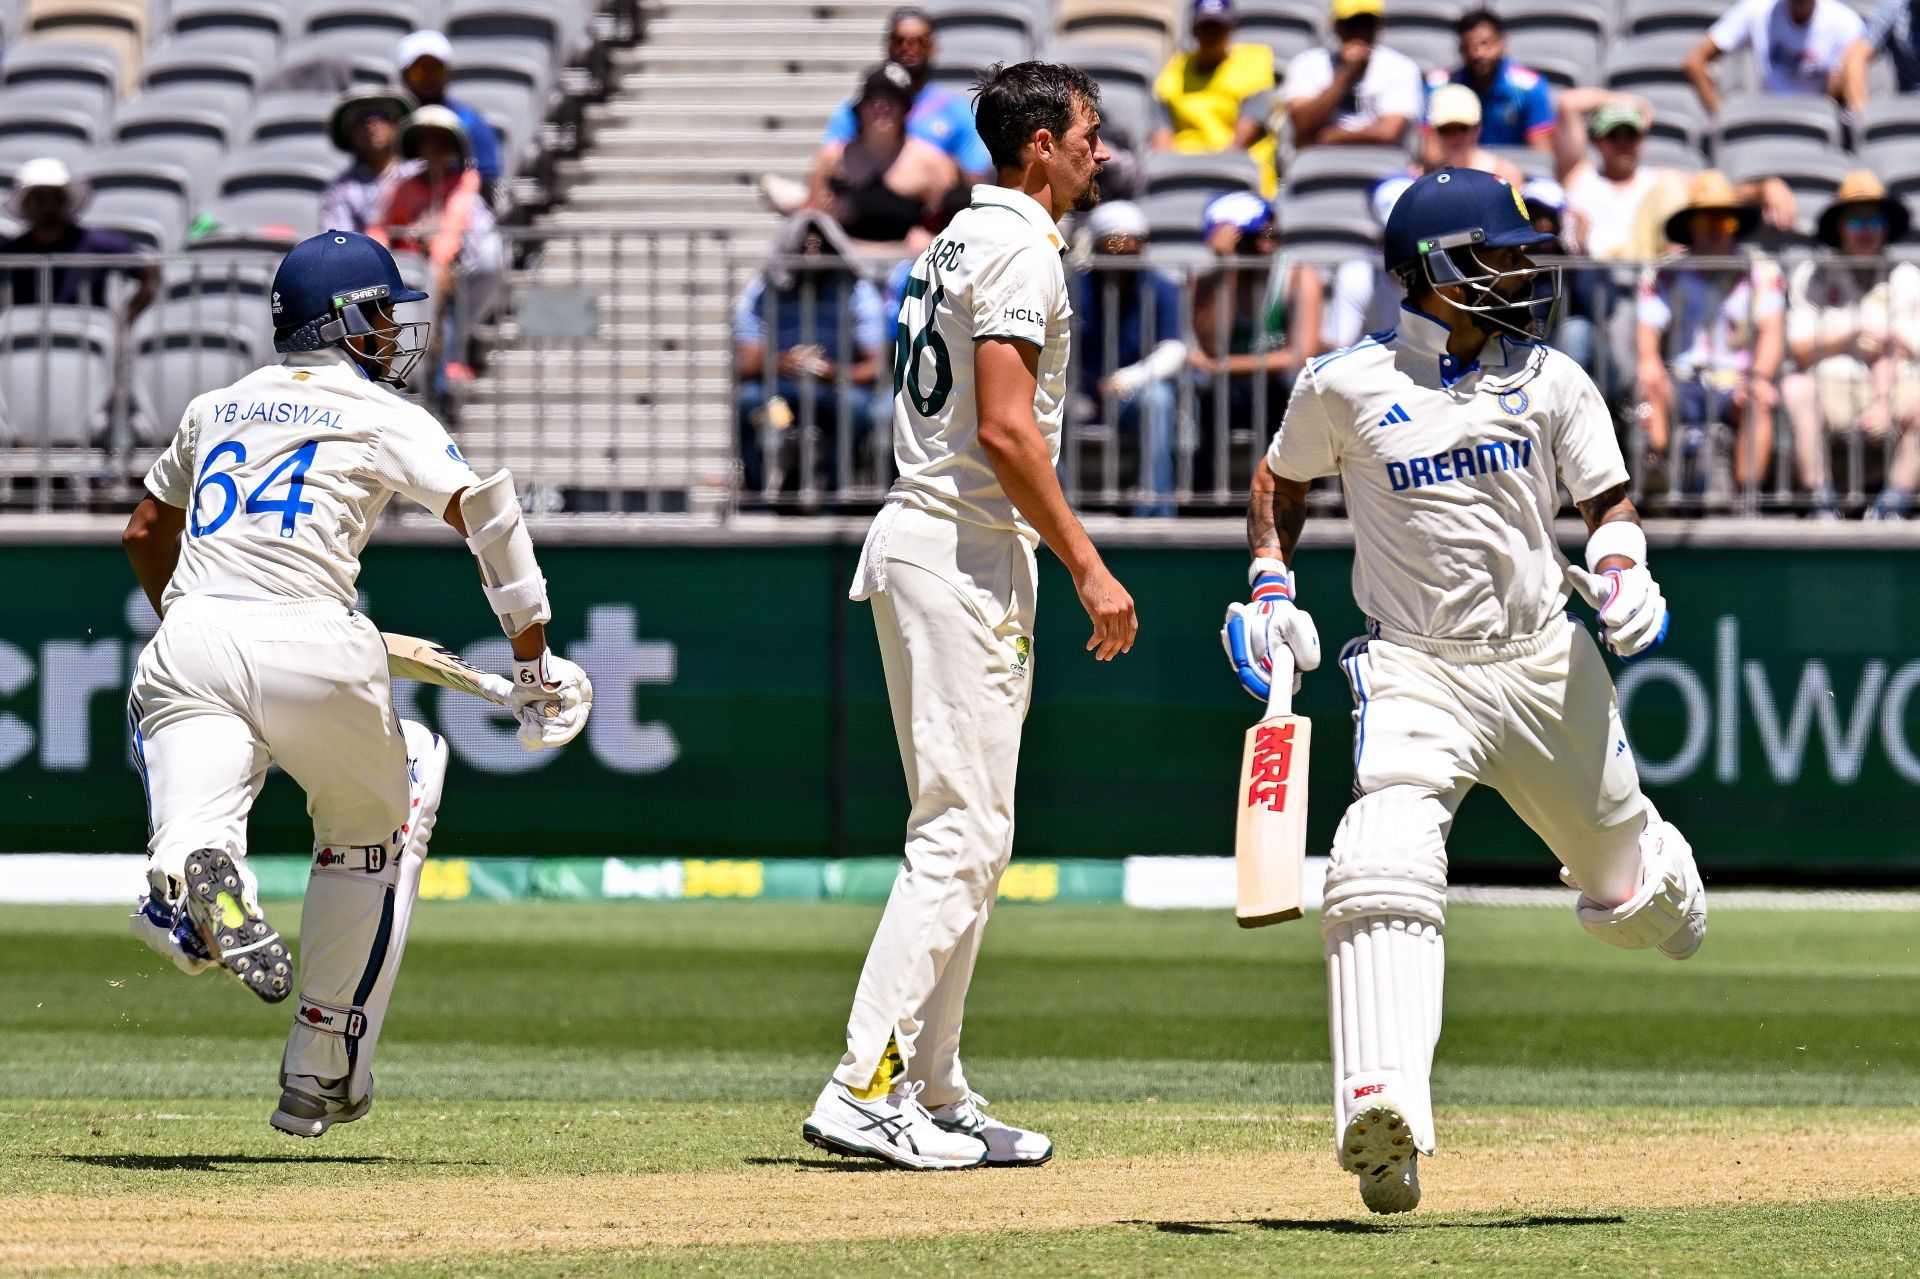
[1599,128,1642,145]
[1691,212,1741,236]
[889,32,932,46]
[1434,123,1473,137]
[1845,214,1887,232]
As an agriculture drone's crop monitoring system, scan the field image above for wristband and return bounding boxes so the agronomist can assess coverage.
[1584,521,1647,572]
[1248,556,1294,601]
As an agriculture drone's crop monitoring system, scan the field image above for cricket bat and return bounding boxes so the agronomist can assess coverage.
[1235,648,1310,927]
[383,631,547,712]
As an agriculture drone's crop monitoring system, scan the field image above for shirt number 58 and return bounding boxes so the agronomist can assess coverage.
[191,439,322,539]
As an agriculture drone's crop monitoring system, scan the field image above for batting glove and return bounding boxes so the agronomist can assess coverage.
[1221,558,1321,701]
[510,650,594,750]
[1568,565,1670,660]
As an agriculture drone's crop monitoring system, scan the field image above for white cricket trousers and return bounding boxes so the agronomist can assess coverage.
[130,595,410,879]
[837,505,1037,1106]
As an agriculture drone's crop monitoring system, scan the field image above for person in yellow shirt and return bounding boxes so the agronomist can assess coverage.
[1151,0,1278,196]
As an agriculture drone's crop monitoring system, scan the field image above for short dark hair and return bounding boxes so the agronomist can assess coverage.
[972,61,1101,173]
[1454,7,1504,37]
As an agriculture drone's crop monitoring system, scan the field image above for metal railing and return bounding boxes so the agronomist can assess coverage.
[3,238,1913,526]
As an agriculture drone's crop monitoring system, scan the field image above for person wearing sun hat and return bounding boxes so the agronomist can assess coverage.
[320,87,414,234]
[1635,171,1785,498]
[1781,170,1920,519]
[0,156,156,318]
[366,105,504,394]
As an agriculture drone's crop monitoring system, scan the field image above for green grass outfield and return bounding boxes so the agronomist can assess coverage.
[3,900,1917,1276]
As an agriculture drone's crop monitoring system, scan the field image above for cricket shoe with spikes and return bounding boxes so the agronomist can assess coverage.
[803,1079,989,1170]
[270,1074,371,1138]
[1340,1100,1422,1214]
[178,850,292,1003]
[129,893,216,976]
[928,1091,1053,1167]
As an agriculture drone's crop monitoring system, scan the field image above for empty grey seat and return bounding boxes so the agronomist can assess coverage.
[273,39,397,92]
[1283,145,1405,196]
[1717,138,1852,232]
[0,102,101,147]
[1142,150,1260,196]
[131,323,260,445]
[923,24,1032,73]
[1861,140,1920,202]
[77,154,197,248]
[1507,51,1584,92]
[247,91,340,147]
[1499,0,1612,43]
[1711,93,1842,152]
[198,147,335,242]
[143,41,263,96]
[1623,0,1723,38]
[1376,0,1461,37]
[0,41,120,116]
[1042,38,1162,88]
[1862,97,1920,147]
[1487,145,1553,181]
[1639,134,1708,173]
[1505,30,1602,83]
[445,0,563,77]
[1278,188,1377,265]
[0,306,119,448]
[1234,0,1323,44]
[170,0,289,42]
[1380,29,1456,76]
[1140,188,1221,247]
[112,92,239,176]
[1638,82,1709,151]
[1606,33,1705,92]
[1093,77,1154,149]
[302,0,422,38]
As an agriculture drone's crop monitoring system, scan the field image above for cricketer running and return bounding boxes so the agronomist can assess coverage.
[121,229,592,1137]
[1223,168,1707,1213]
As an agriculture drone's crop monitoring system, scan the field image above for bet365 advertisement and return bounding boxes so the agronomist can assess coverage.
[5,538,1917,876]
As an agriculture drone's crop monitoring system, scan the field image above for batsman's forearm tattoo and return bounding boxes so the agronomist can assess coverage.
[1576,482,1636,532]
[1248,482,1307,563]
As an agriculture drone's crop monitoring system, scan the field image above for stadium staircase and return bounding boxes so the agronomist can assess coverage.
[465,0,899,517]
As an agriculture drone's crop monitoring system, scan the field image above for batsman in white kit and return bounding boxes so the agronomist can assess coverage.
[801,62,1137,1170]
[121,230,591,1136]
[1222,169,1707,1213]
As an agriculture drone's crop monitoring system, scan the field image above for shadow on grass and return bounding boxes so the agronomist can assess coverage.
[1129,1214,1626,1235]
[44,1154,484,1171]
[742,1155,890,1173]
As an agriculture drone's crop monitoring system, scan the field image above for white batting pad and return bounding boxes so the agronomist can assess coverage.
[1327,914,1445,1155]
[280,721,447,1103]
[1567,819,1706,956]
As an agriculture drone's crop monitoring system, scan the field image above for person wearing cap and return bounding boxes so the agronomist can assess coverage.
[1150,0,1279,197]
[1073,200,1188,515]
[1416,83,1524,186]
[1634,171,1785,498]
[1781,172,1920,519]
[397,30,505,202]
[320,87,414,235]
[0,156,155,320]
[1284,0,1425,149]
[367,106,504,390]
[805,63,960,251]
[1191,190,1323,494]
[1440,8,1554,154]
[1685,0,1862,116]
[816,8,992,184]
[1552,92,1685,261]
[1841,0,1920,110]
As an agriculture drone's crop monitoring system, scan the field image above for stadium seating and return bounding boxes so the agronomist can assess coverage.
[1141,149,1261,196]
[1057,0,1175,60]
[1283,144,1405,197]
[1278,187,1378,265]
[1710,93,1842,153]
[1622,0,1722,38]
[24,0,148,86]
[130,321,257,443]
[167,0,288,42]
[0,306,119,448]
[1,40,122,116]
[1605,32,1705,93]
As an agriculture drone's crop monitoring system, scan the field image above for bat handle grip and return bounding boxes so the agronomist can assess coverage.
[1266,648,1295,719]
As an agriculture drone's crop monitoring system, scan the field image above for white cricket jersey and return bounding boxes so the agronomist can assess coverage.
[143,348,477,611]
[1266,304,1628,644]
[886,183,1072,543]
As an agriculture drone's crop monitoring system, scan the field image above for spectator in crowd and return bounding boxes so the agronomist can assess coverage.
[367,107,504,391]
[1841,0,1920,108]
[1415,84,1525,184]
[1523,176,1623,398]
[320,88,413,235]
[1685,0,1863,116]
[397,30,506,204]
[790,5,991,208]
[1324,174,1408,349]
[1635,172,1785,498]
[1151,0,1279,196]
[1191,191,1323,493]
[1073,200,1189,517]
[0,157,155,320]
[884,185,971,322]
[734,212,886,504]
[1782,172,1920,519]
[1440,8,1554,154]
[805,63,959,252]
[1284,0,1425,149]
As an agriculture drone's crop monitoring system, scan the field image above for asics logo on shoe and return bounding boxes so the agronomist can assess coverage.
[848,1101,919,1154]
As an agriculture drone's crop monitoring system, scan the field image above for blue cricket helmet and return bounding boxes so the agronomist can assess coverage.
[1382,168,1560,340]
[271,229,430,383]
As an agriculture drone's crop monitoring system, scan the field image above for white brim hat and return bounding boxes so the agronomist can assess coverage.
[7,156,90,219]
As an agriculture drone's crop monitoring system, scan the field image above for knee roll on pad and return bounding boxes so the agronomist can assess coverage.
[1322,787,1452,931]
[1571,819,1705,951]
[459,469,551,638]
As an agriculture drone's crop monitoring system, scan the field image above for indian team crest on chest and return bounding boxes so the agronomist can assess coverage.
[1496,388,1529,417]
